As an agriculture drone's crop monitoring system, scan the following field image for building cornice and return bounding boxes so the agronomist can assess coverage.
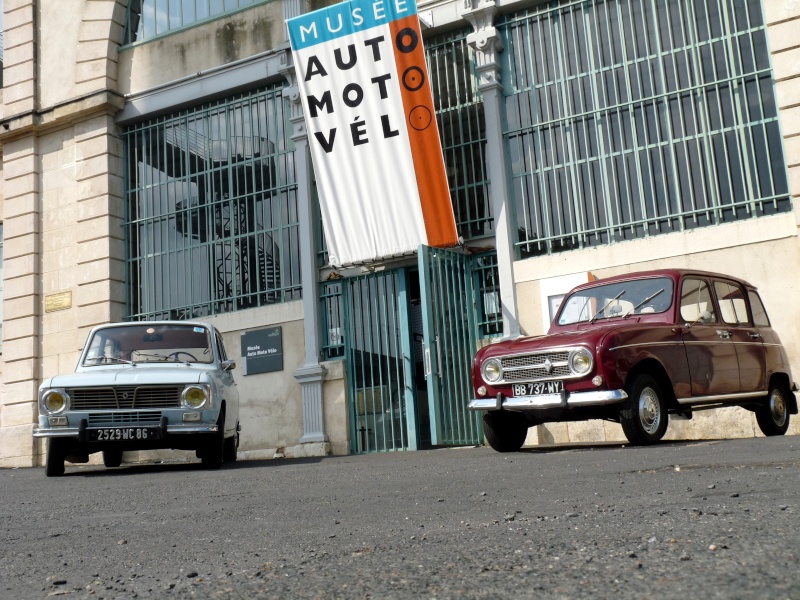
[115,46,293,126]
[0,89,125,145]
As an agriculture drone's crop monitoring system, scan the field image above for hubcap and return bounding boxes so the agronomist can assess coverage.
[638,387,661,435]
[770,388,787,427]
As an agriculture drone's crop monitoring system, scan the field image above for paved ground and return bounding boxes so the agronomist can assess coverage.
[1,436,799,599]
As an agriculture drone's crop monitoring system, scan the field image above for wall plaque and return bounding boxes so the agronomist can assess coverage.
[45,291,72,313]
[240,326,283,375]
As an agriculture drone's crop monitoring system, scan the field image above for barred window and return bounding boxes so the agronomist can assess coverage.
[123,85,301,320]
[500,0,791,257]
[123,0,275,45]
[426,28,493,240]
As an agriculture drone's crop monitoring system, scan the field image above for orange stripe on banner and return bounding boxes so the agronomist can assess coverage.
[390,15,458,248]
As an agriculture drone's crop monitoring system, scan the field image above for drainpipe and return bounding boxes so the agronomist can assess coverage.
[463,0,521,339]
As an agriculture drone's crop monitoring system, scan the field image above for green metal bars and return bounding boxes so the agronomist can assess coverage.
[343,271,416,453]
[499,0,791,256]
[321,280,345,360]
[418,246,484,447]
[122,85,301,321]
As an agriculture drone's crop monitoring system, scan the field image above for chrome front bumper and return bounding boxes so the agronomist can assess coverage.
[468,389,628,411]
[33,424,218,438]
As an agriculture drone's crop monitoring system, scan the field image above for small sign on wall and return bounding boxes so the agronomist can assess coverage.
[45,291,72,313]
[240,326,283,375]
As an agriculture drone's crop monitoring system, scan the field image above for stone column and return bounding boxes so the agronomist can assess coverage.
[0,0,39,468]
[74,115,127,338]
[280,61,330,454]
[462,0,520,339]
[0,136,41,468]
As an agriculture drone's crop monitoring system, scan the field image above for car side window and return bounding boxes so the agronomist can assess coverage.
[216,332,228,361]
[748,291,771,327]
[714,281,749,325]
[680,279,716,324]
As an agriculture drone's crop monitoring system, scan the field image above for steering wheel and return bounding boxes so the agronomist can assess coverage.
[168,351,199,362]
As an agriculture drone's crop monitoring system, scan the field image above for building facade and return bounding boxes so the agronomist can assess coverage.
[1,0,799,467]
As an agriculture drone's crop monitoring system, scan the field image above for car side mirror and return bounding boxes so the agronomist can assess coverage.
[221,359,236,372]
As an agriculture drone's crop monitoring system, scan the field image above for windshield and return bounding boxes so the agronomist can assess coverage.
[82,324,213,366]
[557,277,674,325]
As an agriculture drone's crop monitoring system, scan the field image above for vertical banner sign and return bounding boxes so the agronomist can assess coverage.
[287,0,458,267]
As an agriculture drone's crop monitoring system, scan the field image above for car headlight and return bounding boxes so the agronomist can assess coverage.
[569,348,594,375]
[481,358,502,383]
[42,389,70,414]
[182,385,209,409]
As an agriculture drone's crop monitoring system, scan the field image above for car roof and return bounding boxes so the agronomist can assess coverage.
[87,321,217,333]
[568,269,757,293]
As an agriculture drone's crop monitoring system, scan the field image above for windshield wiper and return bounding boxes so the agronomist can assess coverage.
[133,352,175,362]
[623,288,665,318]
[590,290,626,323]
[88,356,133,365]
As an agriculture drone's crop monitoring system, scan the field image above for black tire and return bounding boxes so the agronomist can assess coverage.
[102,449,124,468]
[201,410,225,468]
[223,423,239,463]
[45,439,66,477]
[620,374,668,445]
[482,411,528,453]
[755,382,791,436]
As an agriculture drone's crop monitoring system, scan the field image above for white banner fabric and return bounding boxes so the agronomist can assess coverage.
[287,0,458,267]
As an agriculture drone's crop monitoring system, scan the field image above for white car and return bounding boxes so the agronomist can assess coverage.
[34,321,240,476]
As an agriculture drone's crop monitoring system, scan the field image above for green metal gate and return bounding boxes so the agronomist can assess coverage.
[343,270,418,453]
[418,245,483,446]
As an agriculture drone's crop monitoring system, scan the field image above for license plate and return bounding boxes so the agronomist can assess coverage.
[511,381,563,396]
[88,427,160,442]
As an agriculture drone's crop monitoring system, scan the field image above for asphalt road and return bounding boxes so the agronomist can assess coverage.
[1,436,799,599]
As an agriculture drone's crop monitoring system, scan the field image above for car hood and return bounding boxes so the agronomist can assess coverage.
[479,323,641,359]
[43,366,209,388]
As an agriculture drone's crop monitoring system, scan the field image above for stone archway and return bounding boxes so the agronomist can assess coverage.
[74,0,130,96]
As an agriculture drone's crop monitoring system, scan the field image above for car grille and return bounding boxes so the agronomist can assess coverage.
[500,351,572,381]
[88,411,163,427]
[69,386,182,410]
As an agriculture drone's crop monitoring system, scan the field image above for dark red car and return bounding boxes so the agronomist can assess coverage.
[469,269,797,452]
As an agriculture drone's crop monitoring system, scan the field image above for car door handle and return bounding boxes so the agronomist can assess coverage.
[749,332,761,340]
[716,330,732,339]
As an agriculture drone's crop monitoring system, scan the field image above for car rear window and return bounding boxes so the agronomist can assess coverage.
[748,291,770,327]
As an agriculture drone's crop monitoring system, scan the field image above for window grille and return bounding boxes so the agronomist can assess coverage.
[470,251,502,338]
[123,85,301,321]
[426,28,493,240]
[499,0,791,257]
[123,0,274,45]
[321,280,345,360]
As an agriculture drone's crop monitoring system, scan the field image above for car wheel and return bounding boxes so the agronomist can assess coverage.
[223,423,239,463]
[201,411,225,469]
[621,374,668,445]
[482,411,528,453]
[755,383,790,436]
[45,439,66,477]
[102,449,124,468]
